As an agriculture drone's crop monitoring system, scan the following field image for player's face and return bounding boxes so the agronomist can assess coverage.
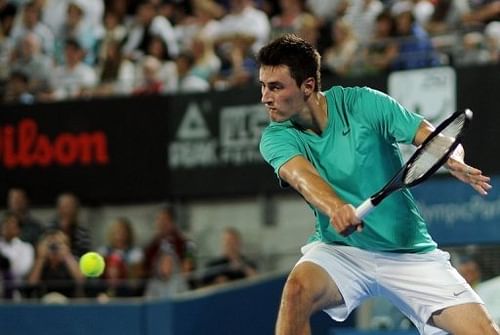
[259,65,305,122]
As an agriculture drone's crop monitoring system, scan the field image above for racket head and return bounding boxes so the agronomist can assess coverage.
[403,109,472,187]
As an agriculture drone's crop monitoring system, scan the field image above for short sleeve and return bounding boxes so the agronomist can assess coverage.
[259,125,303,178]
[354,87,423,144]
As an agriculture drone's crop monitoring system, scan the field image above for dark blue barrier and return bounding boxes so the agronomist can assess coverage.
[0,274,357,335]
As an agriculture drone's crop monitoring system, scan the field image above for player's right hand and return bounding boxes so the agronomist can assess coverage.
[329,204,364,237]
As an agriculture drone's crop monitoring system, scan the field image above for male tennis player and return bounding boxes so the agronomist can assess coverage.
[258,34,498,335]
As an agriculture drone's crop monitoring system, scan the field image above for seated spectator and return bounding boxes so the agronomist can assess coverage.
[144,241,188,299]
[0,2,18,80]
[322,19,360,77]
[27,229,84,299]
[47,38,97,101]
[201,227,257,286]
[1,69,35,104]
[174,0,224,51]
[485,21,500,62]
[144,35,177,93]
[122,2,178,61]
[391,1,441,70]
[9,32,54,97]
[0,213,35,285]
[207,0,270,54]
[52,0,100,66]
[188,35,221,84]
[270,0,317,40]
[454,31,493,66]
[6,188,44,246]
[99,217,144,286]
[143,205,196,285]
[361,10,399,75]
[461,0,500,28]
[94,39,135,96]
[9,1,54,56]
[132,55,164,95]
[49,193,91,258]
[457,255,483,289]
[175,51,210,93]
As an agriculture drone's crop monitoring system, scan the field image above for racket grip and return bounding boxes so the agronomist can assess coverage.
[355,199,374,219]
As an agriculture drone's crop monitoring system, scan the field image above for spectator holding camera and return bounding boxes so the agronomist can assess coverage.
[28,229,84,298]
[49,193,91,258]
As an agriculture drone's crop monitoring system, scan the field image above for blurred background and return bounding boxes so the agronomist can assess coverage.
[0,0,500,334]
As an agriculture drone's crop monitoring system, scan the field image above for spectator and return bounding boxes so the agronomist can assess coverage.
[143,205,196,282]
[97,9,128,61]
[461,0,500,27]
[122,2,179,61]
[49,193,91,258]
[98,217,144,281]
[270,0,317,40]
[457,256,483,289]
[9,32,54,97]
[87,217,144,299]
[189,35,221,84]
[48,38,97,101]
[144,35,177,93]
[343,0,384,45]
[174,0,224,51]
[0,1,17,80]
[144,240,188,299]
[10,1,55,56]
[391,1,441,70]
[0,213,34,284]
[6,188,44,246]
[361,10,399,75]
[132,55,164,95]
[94,39,135,96]
[175,51,210,93]
[485,20,500,62]
[27,229,84,298]
[1,70,35,104]
[53,1,99,66]
[208,0,271,54]
[454,31,493,66]
[322,19,360,77]
[201,227,257,286]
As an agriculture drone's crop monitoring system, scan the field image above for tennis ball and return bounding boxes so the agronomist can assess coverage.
[79,252,105,277]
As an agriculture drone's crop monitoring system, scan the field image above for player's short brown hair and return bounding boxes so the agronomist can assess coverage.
[257,34,321,91]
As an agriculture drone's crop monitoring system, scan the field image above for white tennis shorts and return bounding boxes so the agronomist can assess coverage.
[296,241,484,335]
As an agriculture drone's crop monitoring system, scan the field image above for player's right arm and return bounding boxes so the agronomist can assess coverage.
[279,156,362,236]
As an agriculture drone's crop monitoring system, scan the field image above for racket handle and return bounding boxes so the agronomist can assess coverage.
[355,199,374,219]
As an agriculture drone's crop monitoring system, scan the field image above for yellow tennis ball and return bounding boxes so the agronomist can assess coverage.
[79,252,105,277]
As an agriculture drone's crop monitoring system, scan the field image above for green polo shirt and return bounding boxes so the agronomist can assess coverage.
[260,86,436,253]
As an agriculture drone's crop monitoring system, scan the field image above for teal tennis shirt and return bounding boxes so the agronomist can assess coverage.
[260,86,437,253]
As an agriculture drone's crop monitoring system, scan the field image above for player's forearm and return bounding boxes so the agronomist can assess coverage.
[287,169,345,217]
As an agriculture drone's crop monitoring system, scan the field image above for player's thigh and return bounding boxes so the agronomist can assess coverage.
[284,260,345,312]
[431,302,500,335]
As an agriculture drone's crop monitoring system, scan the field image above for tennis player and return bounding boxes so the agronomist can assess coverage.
[258,34,498,335]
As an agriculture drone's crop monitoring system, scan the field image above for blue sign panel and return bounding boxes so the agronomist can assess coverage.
[412,176,500,245]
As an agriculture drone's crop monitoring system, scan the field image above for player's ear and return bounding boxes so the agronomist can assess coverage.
[302,77,316,96]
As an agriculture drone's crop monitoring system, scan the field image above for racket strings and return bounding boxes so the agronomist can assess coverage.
[405,114,466,184]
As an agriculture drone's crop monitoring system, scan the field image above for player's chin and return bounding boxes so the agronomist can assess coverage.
[269,111,286,122]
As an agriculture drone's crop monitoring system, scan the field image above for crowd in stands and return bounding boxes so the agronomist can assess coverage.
[0,187,258,301]
[1,0,500,104]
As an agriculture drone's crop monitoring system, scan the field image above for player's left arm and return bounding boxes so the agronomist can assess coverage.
[413,119,491,195]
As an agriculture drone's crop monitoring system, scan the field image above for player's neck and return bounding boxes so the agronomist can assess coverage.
[292,92,327,135]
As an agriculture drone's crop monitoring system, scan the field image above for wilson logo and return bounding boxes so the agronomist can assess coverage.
[0,118,109,168]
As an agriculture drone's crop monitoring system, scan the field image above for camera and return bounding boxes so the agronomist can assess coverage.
[48,242,61,253]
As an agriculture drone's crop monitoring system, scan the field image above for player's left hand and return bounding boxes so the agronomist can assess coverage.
[446,157,492,195]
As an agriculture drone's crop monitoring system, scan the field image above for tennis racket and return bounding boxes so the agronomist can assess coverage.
[355,109,473,219]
